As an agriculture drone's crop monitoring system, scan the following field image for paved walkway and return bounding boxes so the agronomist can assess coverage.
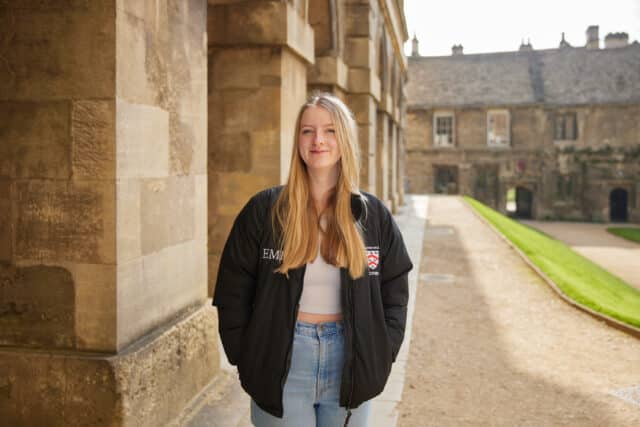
[520,221,640,289]
[397,196,640,426]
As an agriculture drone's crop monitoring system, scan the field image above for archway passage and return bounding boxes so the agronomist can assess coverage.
[609,188,628,222]
[434,165,458,194]
[515,187,533,219]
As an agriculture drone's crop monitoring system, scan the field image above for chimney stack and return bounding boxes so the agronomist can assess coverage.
[605,32,629,49]
[411,34,420,57]
[451,44,463,56]
[519,38,533,51]
[586,25,599,49]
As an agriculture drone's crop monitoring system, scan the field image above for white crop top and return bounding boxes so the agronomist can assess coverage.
[299,238,342,315]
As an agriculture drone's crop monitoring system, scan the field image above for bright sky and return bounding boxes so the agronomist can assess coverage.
[403,0,640,57]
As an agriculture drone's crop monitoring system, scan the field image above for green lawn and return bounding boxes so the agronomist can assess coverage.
[464,196,640,329]
[606,227,640,244]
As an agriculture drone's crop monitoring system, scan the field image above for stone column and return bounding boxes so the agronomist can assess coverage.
[307,0,349,98]
[207,0,314,290]
[376,112,390,204]
[389,121,398,212]
[375,111,389,205]
[0,2,215,425]
[344,1,380,194]
[397,129,406,205]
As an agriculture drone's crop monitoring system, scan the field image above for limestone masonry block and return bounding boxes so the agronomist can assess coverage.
[208,1,314,63]
[345,3,373,38]
[116,257,144,347]
[116,4,168,106]
[139,179,170,255]
[0,263,75,348]
[250,130,282,178]
[348,93,376,125]
[14,180,116,265]
[71,100,116,180]
[209,48,281,90]
[348,68,381,100]
[71,262,117,352]
[308,56,349,90]
[170,109,207,175]
[0,101,71,179]
[116,99,170,179]
[209,131,253,173]
[209,172,274,218]
[208,2,287,46]
[0,3,116,100]
[118,239,205,349]
[218,87,281,132]
[346,37,374,68]
[166,176,196,246]
[117,179,141,264]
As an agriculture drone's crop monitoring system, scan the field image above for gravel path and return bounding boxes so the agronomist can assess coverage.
[520,221,640,289]
[397,195,640,426]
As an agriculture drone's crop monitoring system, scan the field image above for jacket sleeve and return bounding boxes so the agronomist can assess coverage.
[212,194,264,366]
[379,203,413,362]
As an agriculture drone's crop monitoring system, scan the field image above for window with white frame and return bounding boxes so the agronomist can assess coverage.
[487,110,510,147]
[433,112,455,146]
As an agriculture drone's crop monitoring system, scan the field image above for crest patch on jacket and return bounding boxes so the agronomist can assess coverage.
[366,246,380,275]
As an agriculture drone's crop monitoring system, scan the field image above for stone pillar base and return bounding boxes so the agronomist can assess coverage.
[0,304,218,427]
[391,195,399,214]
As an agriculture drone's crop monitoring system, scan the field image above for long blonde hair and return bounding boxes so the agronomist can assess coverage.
[272,92,367,279]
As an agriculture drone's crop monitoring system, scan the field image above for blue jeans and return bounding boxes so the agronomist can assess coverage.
[250,320,371,427]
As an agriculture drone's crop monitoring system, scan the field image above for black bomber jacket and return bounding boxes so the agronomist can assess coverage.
[212,186,413,419]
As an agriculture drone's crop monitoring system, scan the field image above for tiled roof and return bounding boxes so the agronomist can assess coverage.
[407,44,640,108]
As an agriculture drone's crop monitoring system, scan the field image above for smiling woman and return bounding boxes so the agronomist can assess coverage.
[212,92,413,427]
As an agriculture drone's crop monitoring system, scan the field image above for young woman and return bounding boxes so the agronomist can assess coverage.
[213,93,412,427]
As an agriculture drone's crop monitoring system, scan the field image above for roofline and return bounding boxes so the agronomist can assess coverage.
[407,100,640,110]
[407,43,640,61]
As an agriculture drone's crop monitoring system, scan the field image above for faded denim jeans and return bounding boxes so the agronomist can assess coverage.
[250,320,371,427]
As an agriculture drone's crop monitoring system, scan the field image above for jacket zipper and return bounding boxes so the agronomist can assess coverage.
[343,272,355,427]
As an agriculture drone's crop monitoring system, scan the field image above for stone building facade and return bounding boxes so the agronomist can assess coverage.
[0,0,408,425]
[406,26,640,223]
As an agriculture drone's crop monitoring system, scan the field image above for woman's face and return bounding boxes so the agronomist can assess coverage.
[298,106,341,175]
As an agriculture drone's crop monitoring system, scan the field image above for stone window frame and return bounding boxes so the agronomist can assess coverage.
[433,111,455,147]
[487,109,511,147]
[554,112,578,141]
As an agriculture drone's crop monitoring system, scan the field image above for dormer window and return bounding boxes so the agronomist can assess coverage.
[433,111,455,146]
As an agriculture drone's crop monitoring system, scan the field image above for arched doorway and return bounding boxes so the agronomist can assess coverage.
[515,187,533,219]
[609,188,628,222]
[434,165,458,194]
